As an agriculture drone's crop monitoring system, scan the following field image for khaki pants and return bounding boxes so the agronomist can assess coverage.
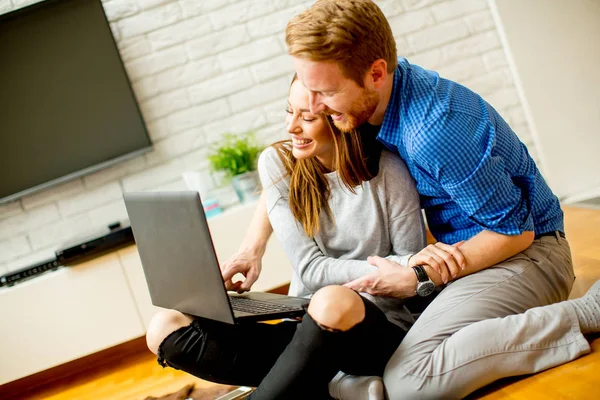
[384,234,590,399]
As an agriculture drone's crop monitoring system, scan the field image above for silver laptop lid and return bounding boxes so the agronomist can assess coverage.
[123,191,235,324]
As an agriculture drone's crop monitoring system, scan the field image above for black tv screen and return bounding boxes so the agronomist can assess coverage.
[0,0,152,203]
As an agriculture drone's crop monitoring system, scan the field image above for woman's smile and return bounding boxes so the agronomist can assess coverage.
[291,136,314,148]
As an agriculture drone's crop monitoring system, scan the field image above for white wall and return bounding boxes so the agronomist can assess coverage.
[490,0,600,201]
[0,0,534,274]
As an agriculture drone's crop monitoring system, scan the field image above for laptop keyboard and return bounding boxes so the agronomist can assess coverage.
[229,296,301,315]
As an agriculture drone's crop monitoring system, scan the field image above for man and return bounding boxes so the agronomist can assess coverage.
[222,1,600,398]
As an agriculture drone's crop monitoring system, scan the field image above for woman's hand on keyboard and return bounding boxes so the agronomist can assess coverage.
[221,249,263,293]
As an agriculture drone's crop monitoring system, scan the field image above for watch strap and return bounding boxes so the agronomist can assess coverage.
[412,265,429,282]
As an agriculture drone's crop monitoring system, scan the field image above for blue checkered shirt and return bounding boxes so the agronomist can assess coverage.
[377,58,564,244]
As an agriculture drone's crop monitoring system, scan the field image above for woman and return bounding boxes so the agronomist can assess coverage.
[145,76,427,400]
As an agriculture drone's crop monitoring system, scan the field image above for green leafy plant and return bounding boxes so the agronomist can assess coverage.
[208,132,263,179]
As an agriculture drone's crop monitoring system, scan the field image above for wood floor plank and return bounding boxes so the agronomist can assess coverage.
[27,351,223,400]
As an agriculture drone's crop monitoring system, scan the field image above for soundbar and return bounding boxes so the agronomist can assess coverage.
[0,222,135,288]
[0,258,60,287]
[55,223,135,265]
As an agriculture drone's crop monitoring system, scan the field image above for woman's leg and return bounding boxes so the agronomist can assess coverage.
[250,286,404,400]
[146,309,192,355]
[146,309,300,387]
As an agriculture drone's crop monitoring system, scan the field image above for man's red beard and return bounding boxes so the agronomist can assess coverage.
[328,89,379,133]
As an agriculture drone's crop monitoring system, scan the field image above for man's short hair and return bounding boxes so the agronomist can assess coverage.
[285,0,398,87]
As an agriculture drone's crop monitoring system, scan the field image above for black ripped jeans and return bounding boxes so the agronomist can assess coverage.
[158,296,405,400]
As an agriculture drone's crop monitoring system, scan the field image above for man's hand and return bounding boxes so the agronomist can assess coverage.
[344,256,418,299]
[407,241,465,284]
[221,250,262,293]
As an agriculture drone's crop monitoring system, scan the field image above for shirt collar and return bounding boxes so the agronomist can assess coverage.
[377,59,406,144]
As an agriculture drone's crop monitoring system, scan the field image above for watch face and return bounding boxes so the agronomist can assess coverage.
[417,281,435,297]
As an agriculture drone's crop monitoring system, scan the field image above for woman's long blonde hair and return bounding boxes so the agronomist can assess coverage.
[271,75,378,238]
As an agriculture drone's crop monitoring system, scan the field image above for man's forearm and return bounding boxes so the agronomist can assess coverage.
[240,191,273,256]
[346,230,535,299]
[423,229,535,286]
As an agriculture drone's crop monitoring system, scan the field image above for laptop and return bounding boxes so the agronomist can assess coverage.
[123,191,308,324]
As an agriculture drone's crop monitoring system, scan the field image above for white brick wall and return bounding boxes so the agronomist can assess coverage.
[125,45,188,81]
[0,236,31,265]
[116,2,183,39]
[0,0,536,273]
[11,0,42,8]
[228,76,290,113]
[188,68,255,106]
[219,36,283,72]
[431,0,487,21]
[0,0,12,14]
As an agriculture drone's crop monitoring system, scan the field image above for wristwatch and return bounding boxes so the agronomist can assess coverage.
[412,265,435,297]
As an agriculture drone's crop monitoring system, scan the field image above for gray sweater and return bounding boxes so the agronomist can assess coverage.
[258,147,426,329]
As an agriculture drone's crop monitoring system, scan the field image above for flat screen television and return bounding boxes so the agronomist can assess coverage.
[0,0,152,204]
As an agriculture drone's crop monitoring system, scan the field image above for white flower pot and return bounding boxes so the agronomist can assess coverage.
[231,171,260,203]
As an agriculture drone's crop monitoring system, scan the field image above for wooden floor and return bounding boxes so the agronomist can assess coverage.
[12,351,230,400]
[9,206,600,400]
[20,348,226,400]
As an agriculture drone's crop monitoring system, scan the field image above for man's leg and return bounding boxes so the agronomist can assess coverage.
[384,235,591,399]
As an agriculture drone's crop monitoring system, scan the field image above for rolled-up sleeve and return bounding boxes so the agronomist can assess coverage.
[414,111,534,236]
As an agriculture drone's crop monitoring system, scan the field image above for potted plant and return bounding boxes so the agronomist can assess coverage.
[208,132,264,204]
